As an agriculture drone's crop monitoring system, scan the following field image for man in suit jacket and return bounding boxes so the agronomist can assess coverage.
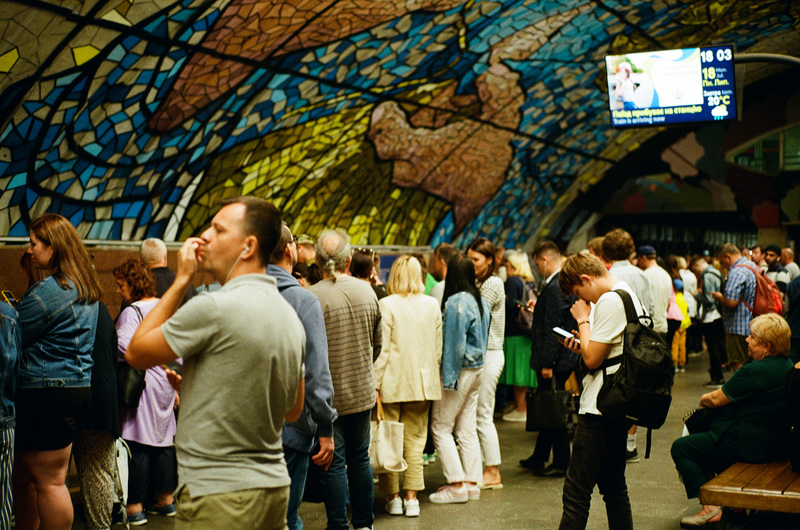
[520,241,578,477]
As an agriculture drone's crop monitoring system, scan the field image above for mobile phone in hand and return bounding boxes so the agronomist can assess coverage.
[552,326,579,345]
[2,290,17,307]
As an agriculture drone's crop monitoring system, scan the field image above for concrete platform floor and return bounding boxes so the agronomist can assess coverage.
[74,352,718,529]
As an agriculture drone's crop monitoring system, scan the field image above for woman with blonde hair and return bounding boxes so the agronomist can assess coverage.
[374,256,442,516]
[671,313,794,527]
[500,252,538,422]
[14,213,101,530]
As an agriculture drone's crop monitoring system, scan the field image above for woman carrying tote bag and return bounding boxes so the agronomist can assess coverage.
[373,256,442,517]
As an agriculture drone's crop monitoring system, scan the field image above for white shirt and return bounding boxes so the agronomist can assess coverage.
[644,265,671,333]
[580,281,645,416]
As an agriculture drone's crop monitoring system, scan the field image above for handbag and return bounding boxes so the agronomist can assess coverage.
[369,399,407,474]
[117,305,147,408]
[525,383,574,432]
[682,407,717,435]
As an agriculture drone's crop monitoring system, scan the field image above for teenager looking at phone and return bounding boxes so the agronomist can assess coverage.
[556,253,646,530]
[126,197,305,529]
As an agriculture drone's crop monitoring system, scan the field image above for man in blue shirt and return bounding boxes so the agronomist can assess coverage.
[712,243,756,372]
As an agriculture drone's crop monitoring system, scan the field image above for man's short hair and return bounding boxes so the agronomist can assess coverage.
[752,244,763,253]
[270,223,293,264]
[434,242,458,265]
[532,240,560,260]
[349,249,374,279]
[220,196,282,266]
[718,243,742,258]
[765,244,782,255]
[749,314,791,357]
[602,229,635,261]
[689,254,705,269]
[559,253,609,297]
[140,238,167,266]
[587,237,604,258]
[315,229,351,276]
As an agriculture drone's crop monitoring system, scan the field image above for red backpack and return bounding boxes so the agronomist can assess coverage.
[732,264,784,316]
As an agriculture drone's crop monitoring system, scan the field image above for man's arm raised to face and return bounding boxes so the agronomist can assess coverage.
[127,238,203,369]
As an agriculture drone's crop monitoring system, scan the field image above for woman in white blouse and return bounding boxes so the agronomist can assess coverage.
[374,256,443,517]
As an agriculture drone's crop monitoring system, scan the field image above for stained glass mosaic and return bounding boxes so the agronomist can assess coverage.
[0,0,797,246]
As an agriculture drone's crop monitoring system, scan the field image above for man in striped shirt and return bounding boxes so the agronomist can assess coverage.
[309,229,382,530]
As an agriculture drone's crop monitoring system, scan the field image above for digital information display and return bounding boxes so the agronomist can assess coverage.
[605,44,737,128]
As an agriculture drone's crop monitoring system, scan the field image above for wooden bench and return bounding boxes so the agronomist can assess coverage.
[700,461,800,528]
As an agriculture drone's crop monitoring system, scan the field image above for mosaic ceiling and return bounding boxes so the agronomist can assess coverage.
[0,0,797,247]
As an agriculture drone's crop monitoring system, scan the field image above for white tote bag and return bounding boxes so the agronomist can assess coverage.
[369,399,407,474]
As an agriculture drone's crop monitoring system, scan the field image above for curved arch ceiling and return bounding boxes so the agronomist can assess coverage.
[0,0,797,247]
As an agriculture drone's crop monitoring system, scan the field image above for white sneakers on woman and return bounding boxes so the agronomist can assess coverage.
[385,496,421,517]
[403,498,420,517]
[429,484,469,504]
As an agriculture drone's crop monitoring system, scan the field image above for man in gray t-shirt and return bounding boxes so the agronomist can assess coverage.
[126,197,305,529]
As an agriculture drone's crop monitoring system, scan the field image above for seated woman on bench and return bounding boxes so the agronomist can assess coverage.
[671,313,795,528]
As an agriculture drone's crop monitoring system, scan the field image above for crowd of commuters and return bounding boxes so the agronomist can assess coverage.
[2,206,800,529]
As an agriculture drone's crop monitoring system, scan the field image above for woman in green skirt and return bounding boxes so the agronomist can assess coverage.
[500,252,538,422]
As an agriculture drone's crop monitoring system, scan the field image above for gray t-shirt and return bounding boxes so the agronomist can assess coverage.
[161,273,305,497]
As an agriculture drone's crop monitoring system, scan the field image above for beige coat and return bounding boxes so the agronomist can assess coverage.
[374,293,443,403]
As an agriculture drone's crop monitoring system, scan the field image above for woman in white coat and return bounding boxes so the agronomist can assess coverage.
[374,256,443,517]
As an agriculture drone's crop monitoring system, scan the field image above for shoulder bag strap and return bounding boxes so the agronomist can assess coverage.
[131,303,143,323]
[613,289,637,323]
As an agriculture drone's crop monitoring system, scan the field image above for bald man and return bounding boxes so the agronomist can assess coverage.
[782,248,800,281]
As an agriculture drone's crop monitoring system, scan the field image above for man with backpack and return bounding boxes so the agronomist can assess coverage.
[711,243,757,372]
[690,256,727,386]
[555,253,649,530]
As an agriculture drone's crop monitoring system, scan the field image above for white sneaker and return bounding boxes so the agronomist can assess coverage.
[385,496,403,515]
[502,409,527,422]
[466,484,480,500]
[403,498,420,517]
[429,484,468,504]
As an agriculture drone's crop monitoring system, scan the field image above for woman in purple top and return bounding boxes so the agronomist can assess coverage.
[114,259,178,525]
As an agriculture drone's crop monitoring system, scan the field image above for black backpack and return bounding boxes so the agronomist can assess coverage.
[596,290,674,457]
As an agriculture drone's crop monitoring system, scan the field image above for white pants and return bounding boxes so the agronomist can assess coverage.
[431,368,483,484]
[477,349,504,467]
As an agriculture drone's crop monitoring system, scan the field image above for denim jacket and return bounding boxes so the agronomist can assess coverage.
[0,303,20,427]
[17,276,97,389]
[441,292,490,391]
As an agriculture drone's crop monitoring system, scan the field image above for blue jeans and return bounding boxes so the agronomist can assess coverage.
[285,447,310,530]
[559,414,632,530]
[321,410,373,530]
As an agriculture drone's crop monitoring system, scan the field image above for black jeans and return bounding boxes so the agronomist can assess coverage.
[531,371,572,469]
[702,319,726,380]
[559,414,632,530]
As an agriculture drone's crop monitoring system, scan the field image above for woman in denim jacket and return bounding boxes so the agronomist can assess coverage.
[14,213,101,530]
[0,301,20,528]
[430,255,490,504]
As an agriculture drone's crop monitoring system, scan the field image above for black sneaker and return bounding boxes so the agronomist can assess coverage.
[519,455,546,470]
[704,379,725,388]
[533,465,567,478]
[626,449,640,463]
